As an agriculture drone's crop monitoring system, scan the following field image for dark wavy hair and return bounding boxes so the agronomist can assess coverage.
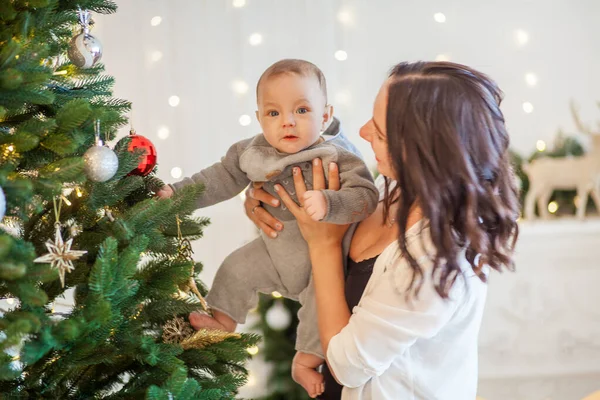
[383,61,519,299]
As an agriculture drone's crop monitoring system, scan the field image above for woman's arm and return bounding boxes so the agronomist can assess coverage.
[277,165,467,389]
[306,241,349,385]
[307,241,351,356]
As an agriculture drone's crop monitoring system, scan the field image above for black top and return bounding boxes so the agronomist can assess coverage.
[318,254,380,400]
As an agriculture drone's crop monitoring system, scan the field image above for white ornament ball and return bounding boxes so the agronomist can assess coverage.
[265,301,292,330]
[83,145,119,182]
[67,32,103,68]
[0,186,5,221]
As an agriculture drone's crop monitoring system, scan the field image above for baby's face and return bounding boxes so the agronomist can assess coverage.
[256,73,329,154]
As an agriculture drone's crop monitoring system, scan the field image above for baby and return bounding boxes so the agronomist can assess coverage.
[157,59,378,397]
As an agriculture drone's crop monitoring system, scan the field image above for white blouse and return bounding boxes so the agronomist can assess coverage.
[326,180,488,399]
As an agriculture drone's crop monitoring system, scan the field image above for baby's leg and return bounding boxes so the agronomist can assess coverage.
[192,237,284,330]
[292,351,325,398]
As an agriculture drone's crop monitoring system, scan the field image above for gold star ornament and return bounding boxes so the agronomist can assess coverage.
[34,224,87,286]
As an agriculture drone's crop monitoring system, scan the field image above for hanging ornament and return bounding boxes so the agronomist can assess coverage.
[162,316,195,344]
[67,9,102,69]
[175,215,209,310]
[265,300,292,330]
[180,329,241,350]
[162,316,241,350]
[161,216,235,349]
[127,128,157,176]
[83,146,118,182]
[83,120,118,182]
[0,185,5,221]
[34,198,87,287]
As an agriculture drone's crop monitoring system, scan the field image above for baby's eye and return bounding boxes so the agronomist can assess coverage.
[297,107,309,114]
[268,110,279,117]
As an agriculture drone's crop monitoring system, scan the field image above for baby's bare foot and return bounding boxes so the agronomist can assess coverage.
[292,361,325,398]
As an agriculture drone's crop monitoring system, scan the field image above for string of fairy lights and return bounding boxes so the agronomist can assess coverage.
[146,2,540,180]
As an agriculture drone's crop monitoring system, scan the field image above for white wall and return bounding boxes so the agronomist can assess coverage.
[477,218,600,400]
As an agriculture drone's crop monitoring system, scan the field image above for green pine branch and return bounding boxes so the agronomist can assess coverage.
[1,1,257,398]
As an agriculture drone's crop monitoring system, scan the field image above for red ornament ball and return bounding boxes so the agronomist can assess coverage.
[127,130,157,176]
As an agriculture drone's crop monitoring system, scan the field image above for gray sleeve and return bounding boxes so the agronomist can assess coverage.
[170,139,251,208]
[321,148,378,224]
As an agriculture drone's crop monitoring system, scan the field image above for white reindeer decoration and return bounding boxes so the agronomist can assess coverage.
[524,101,600,220]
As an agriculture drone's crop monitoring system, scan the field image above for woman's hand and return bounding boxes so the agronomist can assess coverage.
[275,158,349,247]
[243,183,283,239]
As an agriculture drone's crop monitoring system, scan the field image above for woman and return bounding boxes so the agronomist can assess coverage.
[245,61,519,399]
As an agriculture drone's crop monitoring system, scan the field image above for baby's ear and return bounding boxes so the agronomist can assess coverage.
[321,104,334,131]
[255,110,260,123]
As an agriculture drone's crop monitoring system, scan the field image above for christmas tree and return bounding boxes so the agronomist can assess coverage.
[0,1,258,398]
[255,294,307,400]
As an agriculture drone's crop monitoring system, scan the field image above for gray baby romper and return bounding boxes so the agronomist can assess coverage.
[171,118,378,357]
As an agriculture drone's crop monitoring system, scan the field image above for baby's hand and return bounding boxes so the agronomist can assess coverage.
[156,185,174,199]
[303,190,327,221]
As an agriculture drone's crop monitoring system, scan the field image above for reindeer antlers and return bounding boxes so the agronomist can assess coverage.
[570,100,598,135]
